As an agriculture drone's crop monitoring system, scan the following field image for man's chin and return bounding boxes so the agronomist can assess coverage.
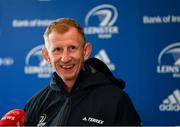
[63,75,76,82]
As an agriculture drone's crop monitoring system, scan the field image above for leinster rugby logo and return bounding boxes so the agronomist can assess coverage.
[24,44,53,78]
[157,42,180,78]
[84,4,119,39]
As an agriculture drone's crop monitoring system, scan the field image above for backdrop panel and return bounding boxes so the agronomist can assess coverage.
[0,0,179,125]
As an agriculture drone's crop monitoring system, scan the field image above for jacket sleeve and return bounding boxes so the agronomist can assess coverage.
[115,91,142,126]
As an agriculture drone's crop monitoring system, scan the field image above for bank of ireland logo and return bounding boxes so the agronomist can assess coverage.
[84,4,119,39]
[157,42,180,78]
[24,45,53,78]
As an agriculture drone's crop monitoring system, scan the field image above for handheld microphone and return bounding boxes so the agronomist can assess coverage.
[0,109,26,126]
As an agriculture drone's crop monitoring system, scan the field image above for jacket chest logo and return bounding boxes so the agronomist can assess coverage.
[37,113,47,127]
[82,117,104,125]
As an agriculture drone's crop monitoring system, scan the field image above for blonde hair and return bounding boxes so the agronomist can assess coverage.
[43,18,86,48]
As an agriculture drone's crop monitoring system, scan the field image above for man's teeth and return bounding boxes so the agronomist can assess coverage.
[61,65,74,69]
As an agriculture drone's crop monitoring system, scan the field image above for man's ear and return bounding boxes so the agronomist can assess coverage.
[42,47,51,64]
[84,42,92,61]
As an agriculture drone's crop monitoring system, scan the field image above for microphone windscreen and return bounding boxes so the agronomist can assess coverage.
[0,109,26,126]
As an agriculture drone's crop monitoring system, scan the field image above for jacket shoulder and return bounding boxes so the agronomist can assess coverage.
[24,85,52,125]
[25,86,51,109]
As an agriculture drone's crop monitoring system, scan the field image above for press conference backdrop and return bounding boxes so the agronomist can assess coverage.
[0,0,180,125]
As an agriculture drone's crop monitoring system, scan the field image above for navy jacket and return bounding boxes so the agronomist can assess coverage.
[24,58,141,126]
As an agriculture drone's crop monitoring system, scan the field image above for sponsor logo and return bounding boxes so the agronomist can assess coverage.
[0,57,14,66]
[82,117,104,125]
[95,49,115,71]
[1,116,15,121]
[37,113,47,127]
[159,89,180,112]
[12,19,53,28]
[157,42,180,78]
[84,4,119,39]
[24,45,53,78]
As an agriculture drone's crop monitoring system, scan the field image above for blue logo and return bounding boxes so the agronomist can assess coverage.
[24,45,52,78]
[84,4,119,39]
[157,42,180,78]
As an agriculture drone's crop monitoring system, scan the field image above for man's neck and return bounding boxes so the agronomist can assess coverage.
[63,80,75,93]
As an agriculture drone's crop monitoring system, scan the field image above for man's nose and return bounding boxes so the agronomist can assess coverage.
[61,50,71,63]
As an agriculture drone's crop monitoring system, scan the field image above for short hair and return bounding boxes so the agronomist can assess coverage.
[43,18,86,48]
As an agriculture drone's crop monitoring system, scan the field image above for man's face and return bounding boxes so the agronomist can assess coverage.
[43,27,91,84]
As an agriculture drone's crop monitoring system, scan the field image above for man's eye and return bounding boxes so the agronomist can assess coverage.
[70,46,77,51]
[53,48,61,52]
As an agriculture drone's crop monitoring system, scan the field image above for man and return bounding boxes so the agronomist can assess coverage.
[24,18,142,126]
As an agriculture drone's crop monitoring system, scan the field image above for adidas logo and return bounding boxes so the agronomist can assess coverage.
[159,89,180,112]
[94,49,115,71]
[82,117,87,121]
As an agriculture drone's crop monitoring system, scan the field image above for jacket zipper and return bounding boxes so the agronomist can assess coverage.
[58,96,71,126]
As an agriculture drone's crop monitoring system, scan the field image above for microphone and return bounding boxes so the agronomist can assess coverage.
[0,109,26,126]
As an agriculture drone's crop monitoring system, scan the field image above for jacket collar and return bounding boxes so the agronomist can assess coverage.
[50,69,112,93]
[50,57,125,92]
